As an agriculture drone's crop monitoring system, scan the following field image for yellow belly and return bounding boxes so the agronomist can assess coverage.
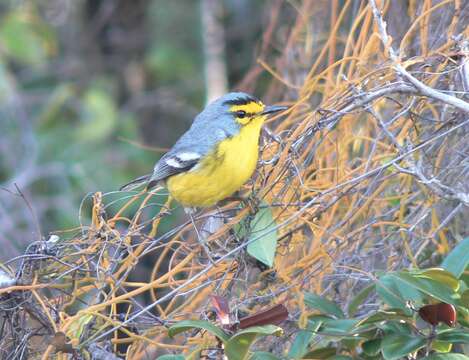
[166,118,264,207]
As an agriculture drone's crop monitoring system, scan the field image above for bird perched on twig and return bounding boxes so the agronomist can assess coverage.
[120,92,288,209]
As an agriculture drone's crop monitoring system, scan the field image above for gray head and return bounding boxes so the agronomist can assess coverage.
[199,92,287,127]
[172,92,288,154]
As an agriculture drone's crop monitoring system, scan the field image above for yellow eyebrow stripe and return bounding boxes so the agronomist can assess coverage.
[230,101,264,114]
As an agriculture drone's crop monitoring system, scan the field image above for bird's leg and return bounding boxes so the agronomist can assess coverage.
[185,207,215,264]
[242,193,260,216]
[224,191,259,215]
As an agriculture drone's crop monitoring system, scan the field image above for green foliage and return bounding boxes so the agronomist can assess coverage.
[168,320,229,342]
[235,202,278,267]
[167,321,283,360]
[286,245,469,359]
[304,292,345,319]
[441,237,469,278]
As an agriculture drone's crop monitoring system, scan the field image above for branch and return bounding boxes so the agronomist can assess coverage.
[369,0,469,113]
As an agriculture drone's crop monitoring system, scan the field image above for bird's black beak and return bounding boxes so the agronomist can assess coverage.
[261,105,289,116]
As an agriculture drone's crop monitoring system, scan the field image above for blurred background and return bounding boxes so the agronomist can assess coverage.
[0,0,294,259]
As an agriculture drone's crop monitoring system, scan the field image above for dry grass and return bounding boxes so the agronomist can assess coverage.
[1,0,468,358]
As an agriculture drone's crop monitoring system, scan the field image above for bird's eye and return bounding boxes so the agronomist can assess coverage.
[236,110,247,118]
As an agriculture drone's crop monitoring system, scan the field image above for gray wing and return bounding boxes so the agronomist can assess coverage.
[147,112,237,188]
[148,149,202,185]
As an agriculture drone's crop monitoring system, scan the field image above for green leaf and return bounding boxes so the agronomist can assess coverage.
[225,325,283,360]
[67,313,94,341]
[304,293,345,319]
[288,321,322,359]
[377,274,422,312]
[249,352,280,360]
[156,356,185,360]
[442,237,469,278]
[302,347,337,359]
[348,284,375,317]
[436,329,469,343]
[356,309,412,326]
[391,272,458,305]
[380,334,426,360]
[167,320,229,342]
[421,355,469,360]
[432,340,452,353]
[415,268,460,292]
[362,338,381,356]
[239,204,278,267]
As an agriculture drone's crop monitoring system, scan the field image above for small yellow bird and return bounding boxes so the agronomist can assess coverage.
[121,92,288,208]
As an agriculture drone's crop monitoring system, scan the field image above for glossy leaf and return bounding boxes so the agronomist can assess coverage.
[357,309,412,326]
[431,340,452,353]
[441,237,469,278]
[380,334,426,360]
[304,293,345,319]
[224,325,282,360]
[416,268,460,292]
[392,272,457,305]
[376,274,421,312]
[167,320,229,342]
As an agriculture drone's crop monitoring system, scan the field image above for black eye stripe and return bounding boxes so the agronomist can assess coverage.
[234,110,256,118]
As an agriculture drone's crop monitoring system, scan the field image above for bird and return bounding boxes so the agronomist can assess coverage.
[120,92,288,209]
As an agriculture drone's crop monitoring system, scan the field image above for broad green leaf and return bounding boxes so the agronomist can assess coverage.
[302,347,337,359]
[378,321,412,335]
[432,340,452,353]
[436,329,469,343]
[318,318,373,339]
[249,352,280,360]
[167,320,229,342]
[415,268,460,292]
[246,206,278,267]
[225,325,282,360]
[156,356,185,360]
[442,237,469,278]
[356,309,412,326]
[304,293,345,319]
[78,88,117,142]
[376,274,421,312]
[380,334,426,360]
[392,272,458,305]
[421,355,469,360]
[362,338,381,356]
[348,284,375,317]
[288,321,322,359]
[236,203,278,267]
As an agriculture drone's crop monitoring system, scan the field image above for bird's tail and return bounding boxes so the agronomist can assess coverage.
[120,174,152,191]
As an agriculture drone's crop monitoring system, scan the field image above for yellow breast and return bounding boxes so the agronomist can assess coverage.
[166,117,264,207]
